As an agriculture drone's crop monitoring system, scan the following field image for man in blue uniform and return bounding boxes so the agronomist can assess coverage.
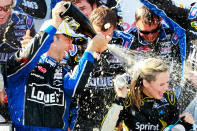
[137,0,197,118]
[3,1,108,130]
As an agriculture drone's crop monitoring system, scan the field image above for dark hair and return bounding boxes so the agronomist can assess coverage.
[89,6,117,31]
[63,0,102,7]
[135,5,160,26]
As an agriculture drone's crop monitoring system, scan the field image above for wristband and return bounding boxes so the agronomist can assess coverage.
[85,49,97,58]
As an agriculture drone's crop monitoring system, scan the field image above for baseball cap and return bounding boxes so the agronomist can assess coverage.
[40,19,83,39]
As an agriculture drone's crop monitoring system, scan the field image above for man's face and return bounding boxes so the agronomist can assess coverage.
[136,18,160,43]
[54,34,73,61]
[75,0,97,17]
[0,0,12,25]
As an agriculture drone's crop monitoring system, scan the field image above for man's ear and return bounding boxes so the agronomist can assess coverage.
[53,35,57,41]
[142,79,149,88]
[92,2,97,10]
[52,35,57,45]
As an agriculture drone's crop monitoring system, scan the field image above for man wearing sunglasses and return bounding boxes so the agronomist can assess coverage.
[128,5,181,57]
[127,5,184,101]
[0,0,35,123]
[138,0,197,127]
[0,0,35,63]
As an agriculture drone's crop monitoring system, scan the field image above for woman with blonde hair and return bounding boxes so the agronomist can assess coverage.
[101,58,194,131]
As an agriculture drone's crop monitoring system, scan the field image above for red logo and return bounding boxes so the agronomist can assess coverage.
[137,46,152,51]
[38,66,47,73]
[174,34,178,40]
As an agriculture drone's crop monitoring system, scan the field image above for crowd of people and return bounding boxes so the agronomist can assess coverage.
[0,0,197,131]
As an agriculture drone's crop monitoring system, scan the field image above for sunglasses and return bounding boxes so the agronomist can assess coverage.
[138,24,160,35]
[0,4,12,12]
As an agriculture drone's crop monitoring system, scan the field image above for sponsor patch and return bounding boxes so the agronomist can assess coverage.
[136,122,159,131]
[38,66,47,73]
[136,46,152,51]
[14,30,26,37]
[191,21,197,30]
[74,55,81,62]
[189,4,197,19]
[172,33,179,45]
[27,83,64,106]
[14,25,26,30]
[86,76,114,89]
[26,16,33,29]
[54,68,63,79]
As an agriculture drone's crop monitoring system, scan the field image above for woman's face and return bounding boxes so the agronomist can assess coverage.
[142,71,170,99]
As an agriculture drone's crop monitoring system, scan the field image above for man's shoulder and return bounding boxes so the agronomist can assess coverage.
[126,26,138,35]
[11,10,35,31]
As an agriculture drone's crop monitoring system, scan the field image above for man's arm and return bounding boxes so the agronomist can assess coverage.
[63,33,109,97]
[101,103,123,131]
[6,27,56,78]
[6,1,66,80]
[143,0,190,29]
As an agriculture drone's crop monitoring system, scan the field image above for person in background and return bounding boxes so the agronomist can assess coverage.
[101,58,194,131]
[50,1,132,130]
[3,1,108,130]
[138,0,197,113]
[127,5,186,105]
[0,0,35,123]
[51,0,101,17]
[0,0,35,63]
[74,6,130,130]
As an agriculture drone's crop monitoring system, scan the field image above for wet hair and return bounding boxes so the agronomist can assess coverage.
[135,5,160,26]
[63,0,102,7]
[89,6,117,31]
[129,58,168,109]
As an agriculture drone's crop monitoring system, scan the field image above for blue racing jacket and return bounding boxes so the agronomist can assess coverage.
[138,0,187,77]
[3,25,94,131]
[136,0,187,99]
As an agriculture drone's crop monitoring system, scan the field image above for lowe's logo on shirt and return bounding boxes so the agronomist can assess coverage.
[27,83,64,106]
[136,122,159,131]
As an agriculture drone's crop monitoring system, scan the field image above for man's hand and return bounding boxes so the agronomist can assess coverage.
[21,30,32,47]
[179,112,195,124]
[51,1,67,29]
[86,33,109,53]
[0,88,6,104]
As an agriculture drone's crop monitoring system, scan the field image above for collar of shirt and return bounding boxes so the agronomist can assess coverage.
[39,55,58,67]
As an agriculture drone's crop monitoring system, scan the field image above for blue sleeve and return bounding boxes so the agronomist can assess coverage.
[7,25,57,81]
[69,106,79,130]
[63,52,94,97]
